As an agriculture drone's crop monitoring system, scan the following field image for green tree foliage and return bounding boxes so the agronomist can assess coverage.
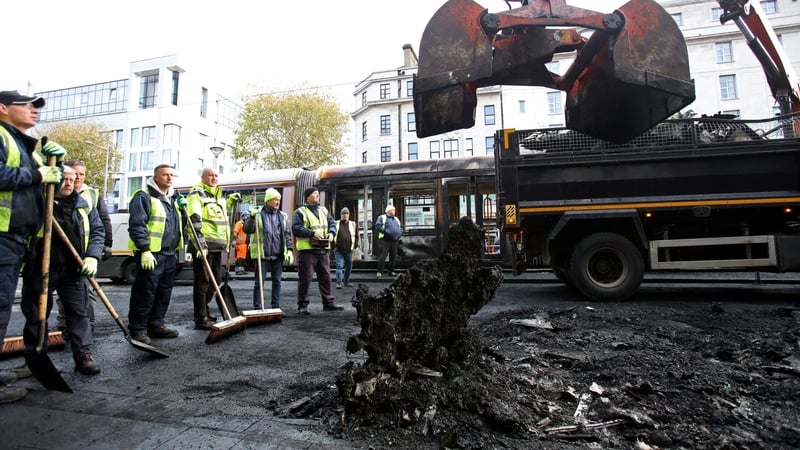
[232,91,348,170]
[35,121,122,195]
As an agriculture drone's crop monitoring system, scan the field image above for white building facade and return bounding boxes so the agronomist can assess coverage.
[35,55,242,212]
[351,0,800,164]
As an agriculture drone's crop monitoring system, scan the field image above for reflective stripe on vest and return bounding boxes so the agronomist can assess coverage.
[249,207,288,259]
[189,187,229,249]
[295,206,328,251]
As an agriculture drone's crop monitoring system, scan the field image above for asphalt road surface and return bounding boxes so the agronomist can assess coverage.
[1,269,798,449]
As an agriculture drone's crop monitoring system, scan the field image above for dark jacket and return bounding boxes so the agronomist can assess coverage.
[50,190,104,267]
[244,205,292,259]
[291,203,335,252]
[0,122,47,243]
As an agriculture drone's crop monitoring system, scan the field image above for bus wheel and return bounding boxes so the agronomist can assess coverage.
[567,232,643,301]
[122,259,137,285]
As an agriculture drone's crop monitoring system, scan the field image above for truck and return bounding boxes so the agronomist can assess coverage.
[414,0,800,300]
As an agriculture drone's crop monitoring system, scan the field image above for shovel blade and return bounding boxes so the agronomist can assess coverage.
[25,352,72,393]
[125,336,169,358]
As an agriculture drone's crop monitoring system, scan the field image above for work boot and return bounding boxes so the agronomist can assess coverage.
[11,363,31,379]
[148,326,179,338]
[131,333,151,345]
[0,371,17,385]
[336,283,342,289]
[75,353,101,375]
[297,306,310,316]
[195,318,214,330]
[0,386,27,404]
[323,303,344,312]
[376,272,382,279]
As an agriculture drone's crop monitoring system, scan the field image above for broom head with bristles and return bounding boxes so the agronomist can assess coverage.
[205,315,247,344]
[1,332,65,359]
[241,308,283,326]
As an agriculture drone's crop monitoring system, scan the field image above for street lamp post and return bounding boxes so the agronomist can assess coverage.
[85,140,111,199]
[209,146,224,170]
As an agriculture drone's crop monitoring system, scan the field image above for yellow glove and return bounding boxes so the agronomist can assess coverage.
[284,249,294,266]
[196,248,208,259]
[80,257,98,277]
[38,166,62,184]
[141,251,156,271]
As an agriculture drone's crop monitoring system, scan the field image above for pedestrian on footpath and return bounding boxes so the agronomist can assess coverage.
[375,205,402,278]
[185,167,240,329]
[21,166,104,375]
[244,188,293,309]
[0,90,63,403]
[333,207,357,289]
[291,187,343,315]
[127,164,183,345]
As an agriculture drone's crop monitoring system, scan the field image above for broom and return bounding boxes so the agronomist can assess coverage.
[181,205,246,344]
[1,332,65,358]
[241,207,283,325]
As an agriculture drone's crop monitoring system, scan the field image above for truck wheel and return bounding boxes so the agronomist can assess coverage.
[122,259,137,284]
[567,232,643,301]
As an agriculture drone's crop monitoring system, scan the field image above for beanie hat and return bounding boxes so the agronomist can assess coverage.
[303,186,318,200]
[265,187,281,202]
[340,207,350,215]
[241,210,250,217]
[385,205,396,213]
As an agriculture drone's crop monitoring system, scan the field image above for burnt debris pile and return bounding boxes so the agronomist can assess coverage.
[345,217,503,372]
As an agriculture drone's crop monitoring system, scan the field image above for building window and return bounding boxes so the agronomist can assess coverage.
[545,61,560,74]
[200,87,208,118]
[128,152,139,172]
[443,139,459,158]
[130,127,140,148]
[485,136,495,155]
[671,12,683,26]
[163,124,181,147]
[519,100,526,113]
[361,91,367,107]
[171,71,180,106]
[141,151,155,171]
[430,141,441,159]
[407,112,416,132]
[380,146,391,162]
[719,74,737,99]
[547,92,563,114]
[361,121,367,141]
[761,0,776,14]
[380,115,391,135]
[142,126,156,147]
[465,138,473,156]
[139,72,158,109]
[715,41,733,63]
[484,105,495,126]
[711,7,723,22]
[380,83,390,100]
[362,151,368,163]
[406,80,414,97]
[408,143,418,160]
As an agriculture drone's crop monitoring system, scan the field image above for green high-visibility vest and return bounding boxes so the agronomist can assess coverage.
[0,127,44,232]
[127,191,183,252]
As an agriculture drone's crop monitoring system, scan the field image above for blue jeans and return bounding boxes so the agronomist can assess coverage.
[252,257,283,309]
[334,250,353,284]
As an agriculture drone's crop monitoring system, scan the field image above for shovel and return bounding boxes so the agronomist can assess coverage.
[241,208,283,325]
[51,220,168,358]
[25,148,72,393]
[181,205,246,344]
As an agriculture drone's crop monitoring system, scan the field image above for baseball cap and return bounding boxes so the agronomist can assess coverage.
[0,90,45,108]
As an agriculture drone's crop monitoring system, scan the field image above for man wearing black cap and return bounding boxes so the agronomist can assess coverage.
[0,90,65,403]
[291,186,343,314]
[333,207,358,288]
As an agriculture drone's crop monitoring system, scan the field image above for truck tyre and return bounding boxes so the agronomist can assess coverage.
[567,232,643,301]
[122,259,137,285]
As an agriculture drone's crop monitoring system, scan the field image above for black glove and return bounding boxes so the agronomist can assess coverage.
[102,246,113,261]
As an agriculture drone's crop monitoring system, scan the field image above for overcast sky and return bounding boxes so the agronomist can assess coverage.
[3,0,626,107]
